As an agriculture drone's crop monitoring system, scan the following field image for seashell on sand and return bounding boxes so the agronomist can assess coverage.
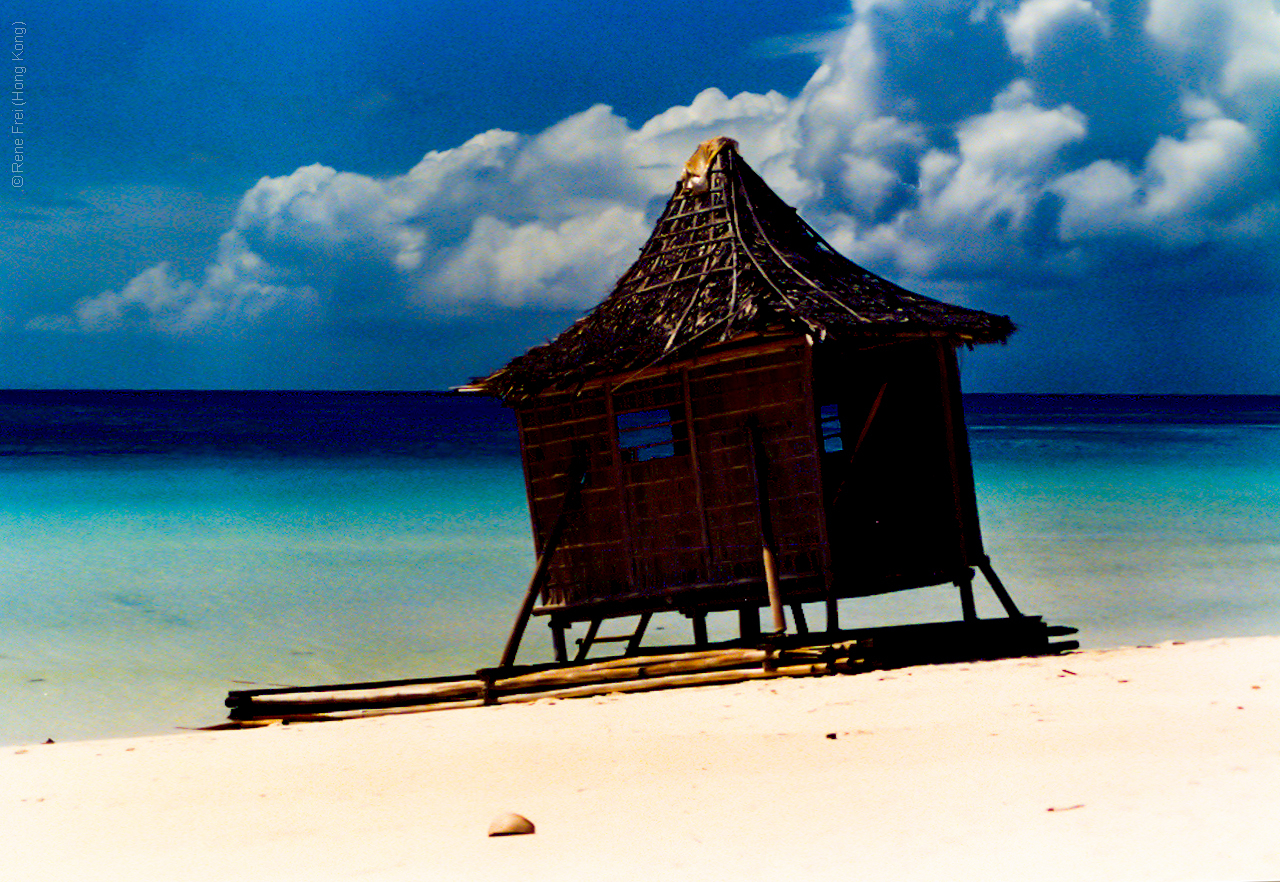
[488,811,535,836]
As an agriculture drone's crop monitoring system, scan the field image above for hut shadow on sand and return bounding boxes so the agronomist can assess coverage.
[225,138,1076,724]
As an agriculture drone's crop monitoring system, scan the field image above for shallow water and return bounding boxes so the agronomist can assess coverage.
[1,392,1277,745]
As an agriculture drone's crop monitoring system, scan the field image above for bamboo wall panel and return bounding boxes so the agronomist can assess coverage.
[519,342,831,612]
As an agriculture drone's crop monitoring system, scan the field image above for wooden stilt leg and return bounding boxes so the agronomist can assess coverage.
[574,618,602,662]
[978,557,1024,618]
[825,595,839,634]
[958,575,977,623]
[790,603,808,634]
[738,607,761,641]
[625,612,652,655]
[498,455,588,669]
[747,420,787,637]
[551,621,569,664]
[691,612,708,647]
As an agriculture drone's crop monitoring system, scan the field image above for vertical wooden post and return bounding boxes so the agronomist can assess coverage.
[690,611,708,646]
[803,342,839,638]
[680,367,713,570]
[551,621,569,663]
[498,454,589,669]
[747,419,787,637]
[958,573,977,622]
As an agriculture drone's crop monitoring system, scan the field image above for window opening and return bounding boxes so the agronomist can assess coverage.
[617,407,687,462]
[820,403,843,453]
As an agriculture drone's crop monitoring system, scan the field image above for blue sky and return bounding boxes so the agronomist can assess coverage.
[3,0,1280,391]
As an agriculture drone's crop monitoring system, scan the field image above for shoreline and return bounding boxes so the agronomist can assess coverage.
[5,636,1279,881]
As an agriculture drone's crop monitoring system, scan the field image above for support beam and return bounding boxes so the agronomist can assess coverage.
[574,618,603,662]
[747,419,786,636]
[498,455,589,668]
[690,612,708,646]
[978,557,1024,619]
[790,603,809,635]
[625,612,653,655]
[958,575,977,623]
[551,621,569,664]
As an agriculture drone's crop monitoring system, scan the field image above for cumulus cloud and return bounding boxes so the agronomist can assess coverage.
[1002,0,1109,62]
[36,0,1280,351]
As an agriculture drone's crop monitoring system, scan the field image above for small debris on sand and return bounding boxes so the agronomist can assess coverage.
[488,812,535,837]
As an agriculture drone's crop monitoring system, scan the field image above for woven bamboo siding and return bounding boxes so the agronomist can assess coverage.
[515,341,830,612]
[517,392,632,605]
[687,344,827,588]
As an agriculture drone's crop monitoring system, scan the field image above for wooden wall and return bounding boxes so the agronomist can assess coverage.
[515,340,829,614]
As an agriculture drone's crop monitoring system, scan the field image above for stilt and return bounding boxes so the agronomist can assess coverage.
[977,557,1023,618]
[958,574,977,622]
[747,419,786,636]
[738,607,761,641]
[574,618,603,661]
[551,621,569,663]
[625,612,652,655]
[498,455,589,668]
[690,611,708,646]
[790,603,809,634]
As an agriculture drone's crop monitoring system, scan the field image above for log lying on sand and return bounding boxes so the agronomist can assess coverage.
[237,662,842,724]
[223,617,1076,726]
[225,644,865,723]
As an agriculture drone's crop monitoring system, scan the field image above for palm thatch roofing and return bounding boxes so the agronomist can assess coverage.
[475,137,1014,402]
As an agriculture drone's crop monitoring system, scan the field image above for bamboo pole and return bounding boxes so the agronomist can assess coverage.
[254,664,833,724]
[499,454,589,668]
[978,556,1024,618]
[228,680,485,717]
[747,419,786,636]
[495,664,826,704]
[493,648,772,692]
[227,642,869,722]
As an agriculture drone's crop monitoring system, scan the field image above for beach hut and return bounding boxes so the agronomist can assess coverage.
[473,137,1044,666]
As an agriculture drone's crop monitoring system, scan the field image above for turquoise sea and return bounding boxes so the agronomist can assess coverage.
[2,391,1279,745]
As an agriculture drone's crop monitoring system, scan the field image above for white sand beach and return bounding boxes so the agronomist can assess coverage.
[4,636,1279,882]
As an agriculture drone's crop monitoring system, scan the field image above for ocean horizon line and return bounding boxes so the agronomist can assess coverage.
[2,388,1280,400]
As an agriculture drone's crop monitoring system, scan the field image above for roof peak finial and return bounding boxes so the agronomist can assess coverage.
[680,136,738,194]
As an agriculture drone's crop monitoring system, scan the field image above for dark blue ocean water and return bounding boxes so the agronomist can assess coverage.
[2,391,1279,745]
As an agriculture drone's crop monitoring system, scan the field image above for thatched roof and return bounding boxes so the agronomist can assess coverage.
[475,137,1014,401]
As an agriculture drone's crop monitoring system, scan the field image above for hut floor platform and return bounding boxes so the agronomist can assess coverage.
[222,616,1077,726]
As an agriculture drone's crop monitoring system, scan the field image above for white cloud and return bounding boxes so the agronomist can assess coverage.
[424,207,651,310]
[1144,116,1257,217]
[45,238,320,335]
[1054,110,1261,246]
[865,82,1088,275]
[1003,0,1109,62]
[1146,0,1280,115]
